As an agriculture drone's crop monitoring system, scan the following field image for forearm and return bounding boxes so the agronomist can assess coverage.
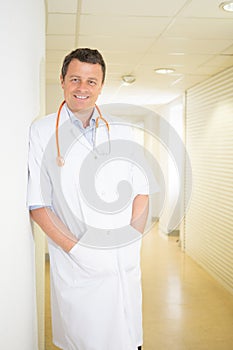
[30,207,78,252]
[130,194,149,233]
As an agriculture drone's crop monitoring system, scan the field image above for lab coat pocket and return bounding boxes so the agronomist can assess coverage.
[69,243,116,275]
[119,239,142,272]
[69,243,99,272]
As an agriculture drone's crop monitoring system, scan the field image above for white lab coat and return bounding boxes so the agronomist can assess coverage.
[27,105,153,350]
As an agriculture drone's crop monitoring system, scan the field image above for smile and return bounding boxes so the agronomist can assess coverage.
[74,95,88,100]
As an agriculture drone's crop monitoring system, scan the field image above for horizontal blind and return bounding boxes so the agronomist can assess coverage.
[185,66,233,294]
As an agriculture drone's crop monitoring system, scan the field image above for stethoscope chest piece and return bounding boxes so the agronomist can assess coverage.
[56,156,65,167]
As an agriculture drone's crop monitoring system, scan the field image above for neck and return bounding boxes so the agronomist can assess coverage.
[73,107,95,128]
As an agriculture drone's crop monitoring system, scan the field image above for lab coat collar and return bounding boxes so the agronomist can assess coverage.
[58,102,109,153]
[58,103,92,152]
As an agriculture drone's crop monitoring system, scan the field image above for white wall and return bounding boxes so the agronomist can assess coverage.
[0,1,45,349]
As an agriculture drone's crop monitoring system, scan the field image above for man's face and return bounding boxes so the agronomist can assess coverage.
[60,59,104,114]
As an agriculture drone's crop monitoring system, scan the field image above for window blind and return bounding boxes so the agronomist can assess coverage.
[184,66,233,294]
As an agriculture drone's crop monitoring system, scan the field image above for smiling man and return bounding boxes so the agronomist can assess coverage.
[60,51,104,127]
[27,48,148,350]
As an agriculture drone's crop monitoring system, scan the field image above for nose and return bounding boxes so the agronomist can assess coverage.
[77,80,88,91]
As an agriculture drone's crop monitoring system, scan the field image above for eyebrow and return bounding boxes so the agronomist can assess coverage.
[69,75,98,81]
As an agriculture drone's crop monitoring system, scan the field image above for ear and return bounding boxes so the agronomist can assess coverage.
[60,74,64,88]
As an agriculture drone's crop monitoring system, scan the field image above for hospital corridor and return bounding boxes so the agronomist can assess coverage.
[1,1,233,349]
[45,225,233,350]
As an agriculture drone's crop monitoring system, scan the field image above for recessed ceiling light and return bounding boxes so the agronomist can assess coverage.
[154,68,175,74]
[219,1,233,12]
[121,74,136,85]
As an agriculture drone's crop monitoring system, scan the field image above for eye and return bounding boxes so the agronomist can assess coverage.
[71,77,80,83]
[88,80,97,86]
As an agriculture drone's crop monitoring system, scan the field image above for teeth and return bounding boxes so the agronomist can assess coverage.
[75,95,88,99]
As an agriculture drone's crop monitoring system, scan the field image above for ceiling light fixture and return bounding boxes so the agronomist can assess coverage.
[154,68,175,74]
[121,74,136,85]
[219,1,233,12]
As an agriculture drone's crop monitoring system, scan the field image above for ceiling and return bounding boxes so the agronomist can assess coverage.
[45,0,233,107]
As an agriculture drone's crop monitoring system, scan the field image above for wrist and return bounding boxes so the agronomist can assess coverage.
[63,239,78,253]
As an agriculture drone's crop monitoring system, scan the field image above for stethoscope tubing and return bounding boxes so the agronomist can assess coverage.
[55,101,110,166]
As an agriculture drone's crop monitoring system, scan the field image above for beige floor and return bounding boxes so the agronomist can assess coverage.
[45,227,233,350]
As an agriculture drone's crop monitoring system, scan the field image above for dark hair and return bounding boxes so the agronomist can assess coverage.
[61,48,106,83]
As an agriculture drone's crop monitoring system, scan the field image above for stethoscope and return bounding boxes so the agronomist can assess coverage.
[56,101,110,166]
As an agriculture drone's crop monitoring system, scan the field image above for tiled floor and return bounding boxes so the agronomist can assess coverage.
[45,227,233,350]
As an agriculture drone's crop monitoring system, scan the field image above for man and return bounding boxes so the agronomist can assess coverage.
[27,48,149,350]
